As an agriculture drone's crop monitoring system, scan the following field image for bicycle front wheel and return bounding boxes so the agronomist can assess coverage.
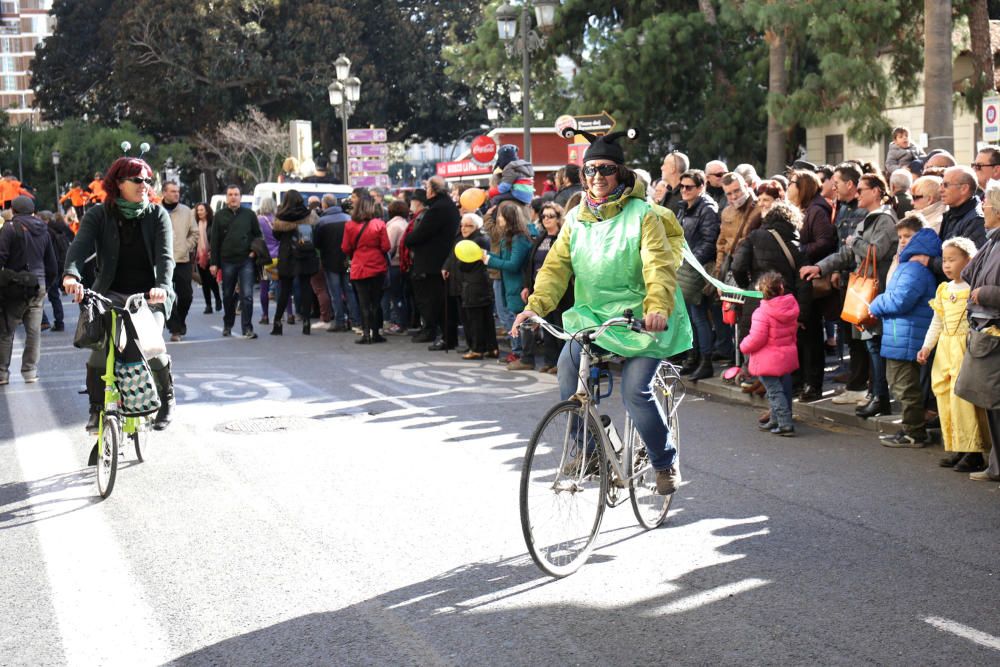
[520,400,607,578]
[96,414,119,498]
[629,379,679,529]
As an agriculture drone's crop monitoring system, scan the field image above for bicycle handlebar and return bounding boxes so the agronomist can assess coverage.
[520,309,657,343]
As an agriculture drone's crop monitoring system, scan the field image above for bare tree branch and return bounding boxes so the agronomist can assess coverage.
[195,108,288,184]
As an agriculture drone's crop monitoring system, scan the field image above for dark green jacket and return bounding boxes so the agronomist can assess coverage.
[63,203,176,316]
[211,206,262,265]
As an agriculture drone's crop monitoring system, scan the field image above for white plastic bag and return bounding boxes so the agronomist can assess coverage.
[125,295,166,358]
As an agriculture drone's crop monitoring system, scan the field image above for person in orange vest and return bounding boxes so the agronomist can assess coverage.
[0,171,33,209]
[86,171,106,207]
[60,181,90,218]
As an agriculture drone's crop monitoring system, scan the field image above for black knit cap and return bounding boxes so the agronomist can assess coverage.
[562,128,637,164]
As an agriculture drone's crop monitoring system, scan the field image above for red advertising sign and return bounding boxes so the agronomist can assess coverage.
[436,160,493,178]
[567,143,587,166]
[470,135,498,166]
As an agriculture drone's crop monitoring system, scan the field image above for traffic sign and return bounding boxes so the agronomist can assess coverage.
[984,94,1000,143]
[348,144,389,158]
[349,158,389,173]
[469,135,498,166]
[573,112,616,134]
[347,128,387,143]
[351,174,390,188]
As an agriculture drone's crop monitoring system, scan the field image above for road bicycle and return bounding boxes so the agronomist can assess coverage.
[518,310,685,577]
[83,290,155,498]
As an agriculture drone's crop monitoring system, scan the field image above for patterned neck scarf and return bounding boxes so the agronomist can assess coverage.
[116,197,151,220]
[585,183,627,220]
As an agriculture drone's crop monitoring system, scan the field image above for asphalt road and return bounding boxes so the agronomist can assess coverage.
[2,291,1000,666]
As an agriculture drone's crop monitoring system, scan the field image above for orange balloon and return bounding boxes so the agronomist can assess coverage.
[460,188,487,211]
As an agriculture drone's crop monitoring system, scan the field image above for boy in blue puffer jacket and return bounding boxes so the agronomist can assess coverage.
[869,222,942,447]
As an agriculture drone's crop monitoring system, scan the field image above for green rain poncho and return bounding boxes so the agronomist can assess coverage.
[525,179,693,358]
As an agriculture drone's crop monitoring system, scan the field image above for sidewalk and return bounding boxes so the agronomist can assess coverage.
[686,374,914,434]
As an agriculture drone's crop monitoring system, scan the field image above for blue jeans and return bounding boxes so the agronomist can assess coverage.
[493,279,522,355]
[687,301,714,357]
[709,299,733,358]
[221,258,255,333]
[380,266,407,326]
[865,335,890,400]
[325,270,361,326]
[760,375,793,428]
[557,340,676,471]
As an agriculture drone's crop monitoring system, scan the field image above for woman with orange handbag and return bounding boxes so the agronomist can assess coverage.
[802,172,899,419]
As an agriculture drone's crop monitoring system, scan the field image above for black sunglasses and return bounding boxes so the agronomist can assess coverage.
[583,164,618,177]
[679,183,699,191]
[122,176,154,185]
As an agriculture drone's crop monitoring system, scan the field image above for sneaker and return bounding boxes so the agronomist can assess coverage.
[50,322,64,332]
[655,466,682,495]
[385,323,406,335]
[880,430,927,448]
[758,421,777,431]
[769,425,795,437]
[23,374,38,384]
[327,322,348,332]
[222,328,232,337]
[831,389,868,405]
[506,359,534,371]
[40,321,50,331]
[505,352,519,363]
[169,333,182,342]
[352,326,364,335]
[969,470,1000,482]
[243,330,258,340]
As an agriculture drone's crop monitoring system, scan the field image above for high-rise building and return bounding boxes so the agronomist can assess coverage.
[0,0,54,125]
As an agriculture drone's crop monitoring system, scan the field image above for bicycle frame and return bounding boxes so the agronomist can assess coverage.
[525,314,662,490]
[96,305,142,458]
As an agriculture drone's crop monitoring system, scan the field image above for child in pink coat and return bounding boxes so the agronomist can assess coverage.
[739,272,801,436]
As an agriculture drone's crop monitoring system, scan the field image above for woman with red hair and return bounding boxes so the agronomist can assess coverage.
[62,156,177,433]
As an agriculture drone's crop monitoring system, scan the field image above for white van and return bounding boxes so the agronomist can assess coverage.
[252,182,353,211]
[209,194,254,212]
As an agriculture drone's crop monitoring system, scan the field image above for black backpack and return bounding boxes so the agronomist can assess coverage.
[292,221,317,259]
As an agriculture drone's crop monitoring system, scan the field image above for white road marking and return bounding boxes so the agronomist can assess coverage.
[12,404,172,664]
[644,578,770,616]
[924,616,1000,651]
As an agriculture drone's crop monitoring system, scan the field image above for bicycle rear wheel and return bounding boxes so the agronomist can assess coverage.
[520,400,607,577]
[629,377,679,529]
[96,414,119,498]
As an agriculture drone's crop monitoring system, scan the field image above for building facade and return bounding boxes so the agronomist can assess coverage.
[0,0,54,125]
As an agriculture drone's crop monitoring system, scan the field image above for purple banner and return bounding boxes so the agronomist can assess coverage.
[350,174,390,188]
[348,144,389,158]
[347,128,387,143]
[349,158,389,173]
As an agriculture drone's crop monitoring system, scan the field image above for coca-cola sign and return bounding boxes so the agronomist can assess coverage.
[470,135,498,166]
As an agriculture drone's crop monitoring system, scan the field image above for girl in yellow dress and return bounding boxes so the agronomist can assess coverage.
[917,237,990,471]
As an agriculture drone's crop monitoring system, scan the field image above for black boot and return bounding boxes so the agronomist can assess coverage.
[271,321,283,336]
[689,359,714,381]
[85,366,103,434]
[855,396,891,419]
[152,364,175,431]
[302,319,311,335]
[679,352,700,376]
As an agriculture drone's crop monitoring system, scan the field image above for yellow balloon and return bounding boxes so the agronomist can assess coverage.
[455,239,483,263]
[460,188,487,211]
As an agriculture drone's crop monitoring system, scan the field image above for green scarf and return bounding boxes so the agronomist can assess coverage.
[116,198,151,220]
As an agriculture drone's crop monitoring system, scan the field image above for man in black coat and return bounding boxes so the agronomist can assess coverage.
[913,166,988,282]
[0,196,58,384]
[552,164,583,208]
[314,194,360,331]
[405,176,460,346]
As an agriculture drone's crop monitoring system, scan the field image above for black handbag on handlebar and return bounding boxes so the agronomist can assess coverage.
[73,294,108,350]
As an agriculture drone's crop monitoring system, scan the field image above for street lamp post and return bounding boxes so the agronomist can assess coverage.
[495,0,558,163]
[330,54,362,187]
[51,150,60,211]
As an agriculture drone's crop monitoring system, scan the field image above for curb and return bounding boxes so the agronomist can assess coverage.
[686,376,906,435]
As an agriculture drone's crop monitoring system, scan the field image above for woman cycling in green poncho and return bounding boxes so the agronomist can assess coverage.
[511,129,693,495]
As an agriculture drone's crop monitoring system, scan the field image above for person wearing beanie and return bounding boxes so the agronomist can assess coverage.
[491,144,536,206]
[0,194,58,385]
[512,128,693,496]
